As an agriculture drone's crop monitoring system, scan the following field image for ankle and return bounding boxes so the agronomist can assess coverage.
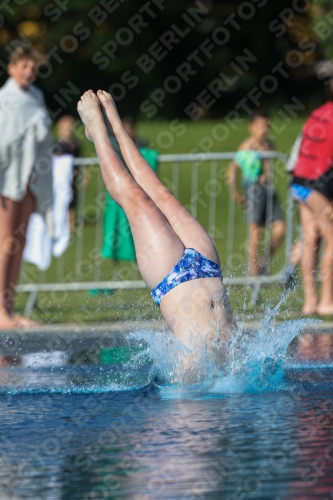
[0,307,10,318]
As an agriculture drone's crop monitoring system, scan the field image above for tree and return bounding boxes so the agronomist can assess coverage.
[0,0,325,119]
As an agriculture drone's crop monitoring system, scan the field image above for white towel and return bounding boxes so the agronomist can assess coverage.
[0,77,53,232]
[23,154,74,270]
[286,133,302,173]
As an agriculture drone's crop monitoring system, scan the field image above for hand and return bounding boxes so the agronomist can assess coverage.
[234,193,246,207]
[259,173,268,184]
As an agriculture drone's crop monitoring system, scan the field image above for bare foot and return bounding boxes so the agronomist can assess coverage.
[316,303,333,316]
[302,297,318,316]
[0,312,18,330]
[302,306,318,316]
[97,90,123,136]
[13,315,40,328]
[77,90,108,142]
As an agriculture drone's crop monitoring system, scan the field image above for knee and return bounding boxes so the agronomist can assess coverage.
[0,235,21,257]
[273,220,285,238]
[127,185,149,206]
[249,223,261,239]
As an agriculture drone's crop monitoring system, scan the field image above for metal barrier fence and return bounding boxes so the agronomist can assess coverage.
[18,151,293,313]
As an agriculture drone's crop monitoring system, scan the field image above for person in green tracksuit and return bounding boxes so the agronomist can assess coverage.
[102,135,159,262]
[227,109,285,277]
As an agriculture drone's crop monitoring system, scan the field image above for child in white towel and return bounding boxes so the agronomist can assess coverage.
[0,46,53,328]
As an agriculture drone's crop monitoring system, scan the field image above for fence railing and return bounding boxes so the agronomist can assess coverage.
[18,151,293,313]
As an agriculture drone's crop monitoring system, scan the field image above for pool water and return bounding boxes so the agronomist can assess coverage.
[0,323,333,499]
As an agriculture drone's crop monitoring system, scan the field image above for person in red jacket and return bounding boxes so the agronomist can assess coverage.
[291,84,333,315]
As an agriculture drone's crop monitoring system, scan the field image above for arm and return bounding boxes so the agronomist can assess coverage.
[259,140,274,184]
[227,161,246,206]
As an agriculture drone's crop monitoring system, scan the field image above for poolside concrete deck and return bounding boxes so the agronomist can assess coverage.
[1,319,333,337]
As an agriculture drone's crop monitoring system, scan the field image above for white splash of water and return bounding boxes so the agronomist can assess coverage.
[130,299,317,397]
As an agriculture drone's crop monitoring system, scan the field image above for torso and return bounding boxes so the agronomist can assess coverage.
[237,137,272,184]
[292,102,333,200]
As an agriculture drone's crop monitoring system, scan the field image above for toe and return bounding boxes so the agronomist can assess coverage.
[98,91,106,101]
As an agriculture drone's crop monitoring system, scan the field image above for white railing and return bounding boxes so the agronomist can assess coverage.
[18,151,293,313]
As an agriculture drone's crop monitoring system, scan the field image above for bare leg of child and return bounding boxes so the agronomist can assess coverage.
[6,190,38,327]
[270,220,285,256]
[305,191,333,315]
[0,196,20,328]
[299,204,320,315]
[248,223,261,276]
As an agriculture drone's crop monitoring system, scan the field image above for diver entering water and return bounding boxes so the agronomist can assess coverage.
[77,90,237,376]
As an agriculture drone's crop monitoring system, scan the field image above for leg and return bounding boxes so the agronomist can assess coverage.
[289,239,303,267]
[97,90,220,264]
[299,202,320,315]
[305,191,333,314]
[6,190,36,325]
[267,190,285,257]
[77,91,185,289]
[248,223,261,276]
[284,238,303,288]
[270,220,285,255]
[319,235,333,314]
[0,196,21,328]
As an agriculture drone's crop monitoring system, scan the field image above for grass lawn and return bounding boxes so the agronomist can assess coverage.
[16,115,317,324]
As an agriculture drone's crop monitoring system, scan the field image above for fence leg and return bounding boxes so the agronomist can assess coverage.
[250,283,261,307]
[24,291,38,316]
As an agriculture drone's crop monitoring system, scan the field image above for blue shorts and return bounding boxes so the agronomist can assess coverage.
[151,248,223,306]
[291,183,313,204]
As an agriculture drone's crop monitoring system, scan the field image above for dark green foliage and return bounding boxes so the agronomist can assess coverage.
[0,0,324,118]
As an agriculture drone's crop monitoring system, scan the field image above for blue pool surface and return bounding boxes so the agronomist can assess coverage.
[0,324,332,499]
[1,376,333,499]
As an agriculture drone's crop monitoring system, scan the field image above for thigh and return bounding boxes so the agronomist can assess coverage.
[13,190,35,242]
[299,201,320,243]
[306,190,333,241]
[122,187,185,290]
[0,196,20,242]
[137,179,220,265]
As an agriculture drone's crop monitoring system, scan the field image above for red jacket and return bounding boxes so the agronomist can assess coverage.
[292,102,333,200]
[294,102,333,179]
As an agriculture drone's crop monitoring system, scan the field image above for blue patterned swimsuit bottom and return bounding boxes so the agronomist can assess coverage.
[151,248,223,306]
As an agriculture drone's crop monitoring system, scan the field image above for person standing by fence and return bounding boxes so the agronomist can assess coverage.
[0,46,53,328]
[227,110,285,276]
[54,115,82,233]
[291,83,333,316]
